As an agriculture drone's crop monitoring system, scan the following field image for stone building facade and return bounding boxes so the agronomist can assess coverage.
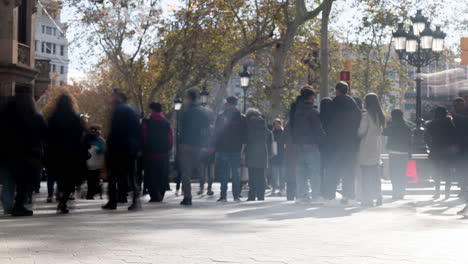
[0,0,50,105]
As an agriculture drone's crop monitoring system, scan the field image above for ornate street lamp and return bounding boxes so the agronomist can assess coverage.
[392,9,446,152]
[174,95,183,111]
[200,85,209,106]
[239,64,251,113]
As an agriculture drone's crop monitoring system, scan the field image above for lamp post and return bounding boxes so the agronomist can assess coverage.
[239,65,251,113]
[392,9,446,151]
[200,86,209,106]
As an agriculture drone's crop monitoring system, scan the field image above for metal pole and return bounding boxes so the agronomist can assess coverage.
[243,86,248,113]
[415,65,422,130]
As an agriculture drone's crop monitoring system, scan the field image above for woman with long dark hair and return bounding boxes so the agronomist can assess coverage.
[46,93,87,214]
[358,93,385,207]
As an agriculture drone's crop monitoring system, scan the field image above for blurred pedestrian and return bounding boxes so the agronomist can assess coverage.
[326,82,361,205]
[358,93,385,207]
[271,119,285,196]
[424,106,458,200]
[290,86,325,203]
[451,98,468,215]
[178,88,213,206]
[102,89,141,211]
[244,108,272,201]
[383,109,412,200]
[45,93,87,214]
[2,92,46,216]
[85,125,105,200]
[319,97,333,201]
[141,102,173,202]
[213,96,246,202]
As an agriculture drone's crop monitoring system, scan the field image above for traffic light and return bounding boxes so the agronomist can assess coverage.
[340,71,351,82]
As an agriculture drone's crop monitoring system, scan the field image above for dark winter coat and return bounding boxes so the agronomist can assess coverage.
[214,107,246,153]
[327,95,362,153]
[452,112,468,153]
[46,111,87,182]
[383,120,412,153]
[179,103,213,148]
[1,99,47,169]
[244,114,272,169]
[291,99,325,146]
[142,112,174,158]
[271,128,285,165]
[107,102,141,157]
[424,117,459,160]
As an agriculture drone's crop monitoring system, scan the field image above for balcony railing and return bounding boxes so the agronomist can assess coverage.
[17,43,30,66]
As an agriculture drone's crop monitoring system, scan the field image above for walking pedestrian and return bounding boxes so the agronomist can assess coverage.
[383,109,412,200]
[244,108,272,201]
[424,106,459,200]
[178,88,213,206]
[271,119,285,196]
[102,89,141,211]
[290,86,325,203]
[46,93,87,214]
[141,102,173,202]
[85,125,106,200]
[2,92,46,216]
[451,98,468,215]
[319,98,333,201]
[213,97,246,202]
[326,82,361,205]
[357,93,385,207]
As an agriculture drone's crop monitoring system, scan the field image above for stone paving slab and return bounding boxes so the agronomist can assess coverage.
[1,183,468,263]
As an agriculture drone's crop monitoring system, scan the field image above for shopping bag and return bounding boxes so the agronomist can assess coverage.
[406,160,419,184]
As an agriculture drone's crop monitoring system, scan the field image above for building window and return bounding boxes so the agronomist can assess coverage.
[51,64,56,72]
[17,0,28,44]
[60,66,64,74]
[60,45,64,56]
[52,44,56,54]
[42,42,53,54]
[42,25,45,34]
[35,40,37,51]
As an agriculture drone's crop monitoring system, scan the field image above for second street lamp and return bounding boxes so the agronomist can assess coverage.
[239,65,251,113]
[174,95,183,111]
[200,86,209,106]
[392,9,446,152]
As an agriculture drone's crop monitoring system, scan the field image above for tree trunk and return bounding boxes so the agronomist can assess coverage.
[320,0,333,98]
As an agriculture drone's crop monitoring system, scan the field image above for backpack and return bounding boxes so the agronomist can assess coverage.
[146,119,170,154]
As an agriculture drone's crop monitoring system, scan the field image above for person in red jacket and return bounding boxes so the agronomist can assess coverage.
[142,102,174,202]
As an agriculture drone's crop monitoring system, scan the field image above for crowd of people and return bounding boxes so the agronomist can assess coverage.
[2,81,468,217]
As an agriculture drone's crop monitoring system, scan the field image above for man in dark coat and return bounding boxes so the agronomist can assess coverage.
[290,86,325,202]
[452,98,468,215]
[325,82,361,204]
[178,88,213,206]
[141,102,173,202]
[103,89,141,211]
[213,96,246,202]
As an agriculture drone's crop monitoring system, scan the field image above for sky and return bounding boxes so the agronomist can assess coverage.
[59,0,467,83]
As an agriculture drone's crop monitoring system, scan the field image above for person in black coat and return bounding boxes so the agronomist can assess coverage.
[103,89,141,211]
[271,119,285,196]
[424,106,458,199]
[2,92,47,216]
[451,98,468,215]
[325,82,361,204]
[319,97,333,199]
[46,94,87,214]
[383,109,412,200]
[141,102,173,202]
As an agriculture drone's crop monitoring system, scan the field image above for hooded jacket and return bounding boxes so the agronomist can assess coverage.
[291,99,325,146]
[327,95,361,152]
[214,107,246,153]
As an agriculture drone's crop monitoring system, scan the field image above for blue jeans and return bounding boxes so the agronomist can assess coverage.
[296,145,321,200]
[1,167,15,214]
[218,152,241,199]
[272,164,285,191]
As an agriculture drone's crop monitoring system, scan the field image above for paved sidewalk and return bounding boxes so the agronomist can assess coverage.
[1,182,468,264]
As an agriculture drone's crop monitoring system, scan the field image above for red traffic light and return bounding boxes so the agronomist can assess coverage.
[340,71,351,81]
